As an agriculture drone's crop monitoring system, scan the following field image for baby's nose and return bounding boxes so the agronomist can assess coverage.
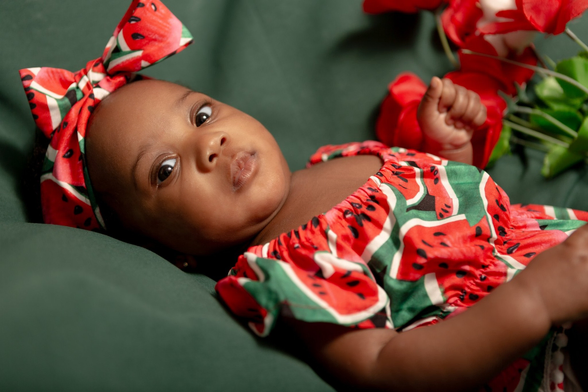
[197,131,228,172]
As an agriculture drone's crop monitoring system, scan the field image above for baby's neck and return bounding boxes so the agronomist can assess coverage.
[250,154,383,247]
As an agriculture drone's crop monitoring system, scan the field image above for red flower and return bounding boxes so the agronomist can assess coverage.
[363,0,446,14]
[480,0,588,35]
[440,0,483,47]
[458,34,538,95]
[376,73,427,149]
[444,71,507,168]
[375,72,506,168]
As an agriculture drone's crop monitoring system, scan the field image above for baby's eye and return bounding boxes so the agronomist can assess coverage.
[157,158,177,184]
[195,105,212,127]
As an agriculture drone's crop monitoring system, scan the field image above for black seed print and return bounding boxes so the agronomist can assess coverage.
[344,209,353,218]
[422,240,433,248]
[63,149,74,158]
[376,171,383,177]
[434,169,438,176]
[439,262,448,269]
[294,230,300,240]
[33,114,38,120]
[430,166,435,173]
[62,121,68,129]
[493,214,499,221]
[433,232,446,236]
[416,248,427,259]
[475,226,482,237]
[540,225,547,230]
[84,217,92,227]
[294,244,300,249]
[24,87,31,91]
[480,275,487,281]
[27,92,34,100]
[73,205,83,215]
[29,103,36,109]
[406,152,415,156]
[311,216,319,228]
[307,274,316,280]
[287,232,291,238]
[469,293,479,301]
[368,195,379,204]
[313,245,318,250]
[487,286,494,292]
[367,187,379,193]
[341,270,352,279]
[88,106,94,113]
[348,225,359,238]
[524,252,536,258]
[302,223,308,231]
[481,264,488,269]
[312,283,321,288]
[271,250,281,260]
[412,263,424,270]
[444,204,451,209]
[21,74,33,81]
[441,208,449,214]
[356,293,365,300]
[78,154,83,162]
[440,242,449,247]
[129,16,141,23]
[278,238,283,246]
[456,270,466,278]
[65,89,77,106]
[497,226,506,236]
[506,243,520,254]
[132,32,145,40]
[405,161,419,168]
[88,93,95,100]
[62,194,68,202]
[434,177,439,185]
[351,202,362,209]
[137,2,145,7]
[366,205,376,211]
[346,280,360,287]
[151,2,157,11]
[477,245,485,250]
[439,213,444,218]
[318,291,327,296]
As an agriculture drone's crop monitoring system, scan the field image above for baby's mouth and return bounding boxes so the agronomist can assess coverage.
[231,151,257,191]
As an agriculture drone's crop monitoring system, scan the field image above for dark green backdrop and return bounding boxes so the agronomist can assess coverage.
[1,1,587,390]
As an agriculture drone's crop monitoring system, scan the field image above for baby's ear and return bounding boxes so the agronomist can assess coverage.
[173,253,198,271]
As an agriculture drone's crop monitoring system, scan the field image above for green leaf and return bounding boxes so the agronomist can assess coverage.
[554,56,588,100]
[535,76,584,110]
[529,108,582,137]
[578,51,588,60]
[541,144,584,178]
[569,116,588,153]
[487,124,511,167]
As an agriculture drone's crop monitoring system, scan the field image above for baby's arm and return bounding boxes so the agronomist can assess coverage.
[417,77,487,165]
[288,224,588,391]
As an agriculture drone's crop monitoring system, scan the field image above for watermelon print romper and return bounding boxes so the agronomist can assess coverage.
[216,141,588,392]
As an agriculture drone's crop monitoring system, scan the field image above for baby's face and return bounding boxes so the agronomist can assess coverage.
[86,80,291,255]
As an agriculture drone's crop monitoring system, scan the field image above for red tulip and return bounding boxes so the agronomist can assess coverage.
[480,0,588,35]
[363,0,446,14]
[441,0,484,47]
[458,34,538,95]
[376,73,427,149]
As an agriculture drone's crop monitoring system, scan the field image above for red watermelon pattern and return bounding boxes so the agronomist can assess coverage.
[20,0,193,230]
[216,141,588,392]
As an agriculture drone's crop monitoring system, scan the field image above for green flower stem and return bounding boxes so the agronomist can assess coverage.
[461,49,588,96]
[510,135,551,153]
[435,9,458,68]
[507,114,539,130]
[503,119,570,147]
[565,27,588,53]
[513,106,578,138]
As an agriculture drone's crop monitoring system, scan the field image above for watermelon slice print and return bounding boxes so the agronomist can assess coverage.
[41,177,99,230]
[104,0,192,73]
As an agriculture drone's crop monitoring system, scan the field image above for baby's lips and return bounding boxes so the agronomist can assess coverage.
[230,151,257,191]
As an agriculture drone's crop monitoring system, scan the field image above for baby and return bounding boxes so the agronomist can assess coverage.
[21,1,588,391]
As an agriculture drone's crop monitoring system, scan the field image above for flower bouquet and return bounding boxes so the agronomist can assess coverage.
[365,0,588,177]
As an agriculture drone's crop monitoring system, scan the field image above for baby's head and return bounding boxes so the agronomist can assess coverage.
[85,79,291,257]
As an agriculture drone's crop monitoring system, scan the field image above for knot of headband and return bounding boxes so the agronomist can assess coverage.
[20,0,193,231]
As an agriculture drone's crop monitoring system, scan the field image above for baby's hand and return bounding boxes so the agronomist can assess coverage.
[417,77,487,164]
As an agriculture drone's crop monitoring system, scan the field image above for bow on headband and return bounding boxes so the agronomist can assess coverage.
[20,0,193,231]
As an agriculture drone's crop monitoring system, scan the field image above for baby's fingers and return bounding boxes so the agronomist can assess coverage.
[437,78,456,114]
[446,85,469,126]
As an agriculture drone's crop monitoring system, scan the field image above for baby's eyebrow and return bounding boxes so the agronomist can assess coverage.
[176,89,193,107]
[132,141,154,191]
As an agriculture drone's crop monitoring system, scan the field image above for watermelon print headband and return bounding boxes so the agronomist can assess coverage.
[20,0,193,231]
